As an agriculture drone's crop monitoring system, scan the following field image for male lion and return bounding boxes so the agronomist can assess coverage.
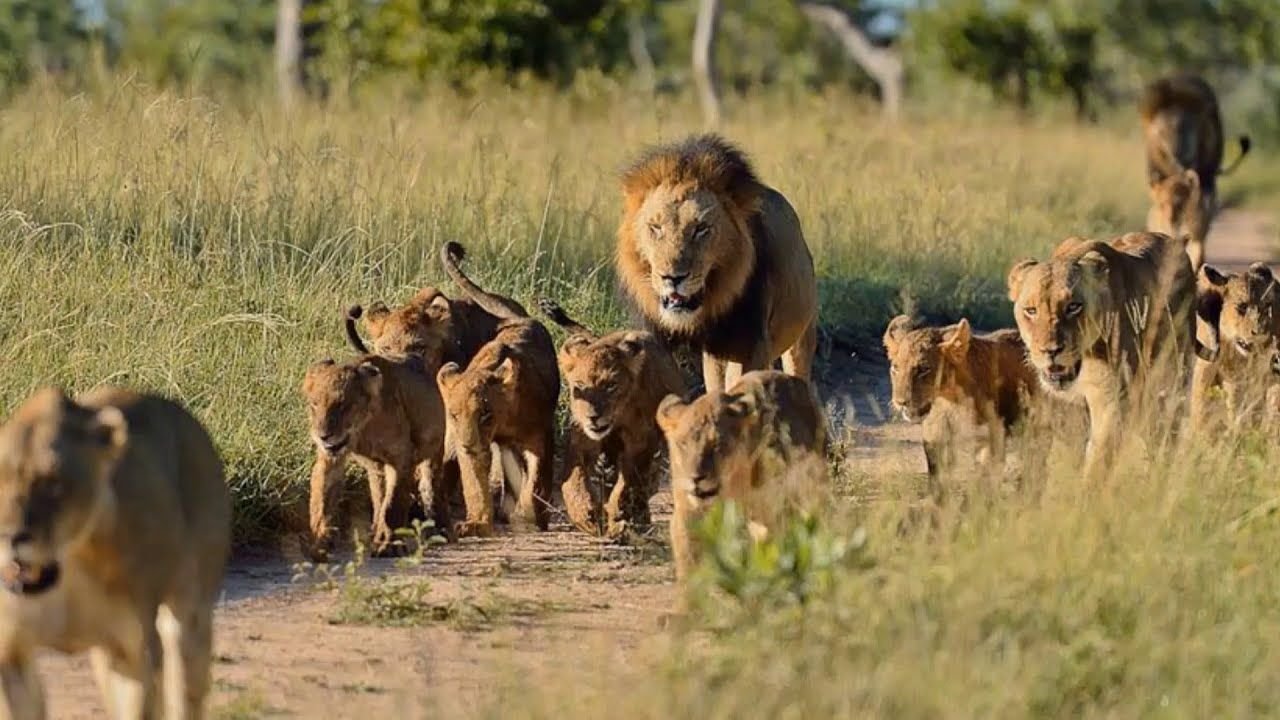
[883,315,1039,481]
[0,387,230,720]
[436,242,559,537]
[1140,74,1251,270]
[616,134,818,394]
[655,370,826,583]
[1007,232,1207,480]
[302,353,452,560]
[1191,262,1280,428]
[538,297,687,538]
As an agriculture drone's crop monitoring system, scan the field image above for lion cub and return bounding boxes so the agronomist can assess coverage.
[1192,262,1280,428]
[882,315,1039,478]
[0,387,230,719]
[655,370,827,583]
[538,298,686,537]
[436,242,559,537]
[302,353,452,560]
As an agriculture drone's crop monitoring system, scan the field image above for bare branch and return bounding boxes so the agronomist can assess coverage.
[799,2,903,119]
[275,0,303,110]
[692,0,723,127]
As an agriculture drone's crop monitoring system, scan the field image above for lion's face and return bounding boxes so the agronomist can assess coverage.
[437,358,513,450]
[655,392,755,504]
[362,287,454,362]
[1201,264,1279,362]
[631,184,743,330]
[1146,169,1204,239]
[882,316,970,422]
[0,388,125,596]
[559,333,647,441]
[301,359,383,456]
[1008,252,1109,392]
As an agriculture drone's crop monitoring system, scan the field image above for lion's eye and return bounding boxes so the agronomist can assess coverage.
[648,223,662,236]
[692,223,710,239]
[1065,302,1083,317]
[1023,306,1038,317]
[603,382,619,394]
[1236,303,1250,315]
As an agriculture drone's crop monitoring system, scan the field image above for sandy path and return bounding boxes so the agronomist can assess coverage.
[1205,208,1279,272]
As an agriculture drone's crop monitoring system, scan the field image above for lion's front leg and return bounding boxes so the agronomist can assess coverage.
[559,434,603,535]
[454,443,495,538]
[605,451,657,538]
[307,450,347,561]
[0,652,44,720]
[701,352,728,395]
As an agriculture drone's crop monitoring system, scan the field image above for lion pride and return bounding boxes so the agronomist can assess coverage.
[1140,74,1250,269]
[616,134,818,394]
[1007,232,1205,480]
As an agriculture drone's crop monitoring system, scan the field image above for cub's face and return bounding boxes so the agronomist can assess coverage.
[437,358,513,450]
[559,333,647,441]
[362,287,454,362]
[655,393,754,505]
[302,359,383,456]
[1008,254,1108,393]
[1146,170,1204,239]
[0,389,125,596]
[1201,264,1279,363]
[632,184,736,329]
[882,316,970,422]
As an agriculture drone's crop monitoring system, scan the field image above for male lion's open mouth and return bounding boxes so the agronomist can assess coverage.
[1,560,61,596]
[1235,338,1255,357]
[660,292,703,313]
[1041,360,1081,390]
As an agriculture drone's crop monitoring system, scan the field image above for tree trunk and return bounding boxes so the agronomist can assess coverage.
[628,11,656,92]
[692,0,723,127]
[798,2,903,119]
[275,0,304,109]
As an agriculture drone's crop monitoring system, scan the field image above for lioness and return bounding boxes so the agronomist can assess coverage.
[1007,232,1205,480]
[538,297,687,537]
[655,370,826,583]
[883,315,1039,480]
[0,387,230,720]
[1141,74,1251,270]
[436,243,559,537]
[302,353,452,560]
[1191,262,1280,428]
[616,134,818,394]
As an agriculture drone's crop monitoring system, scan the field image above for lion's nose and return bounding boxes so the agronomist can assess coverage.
[11,531,31,548]
[1044,344,1064,359]
[661,273,688,288]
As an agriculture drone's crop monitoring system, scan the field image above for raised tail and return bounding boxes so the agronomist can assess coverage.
[535,297,594,336]
[344,306,370,354]
[440,242,529,321]
[1219,135,1252,177]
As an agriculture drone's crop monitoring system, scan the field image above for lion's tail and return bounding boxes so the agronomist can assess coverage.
[344,306,370,354]
[536,297,593,337]
[1218,135,1252,177]
[440,242,528,321]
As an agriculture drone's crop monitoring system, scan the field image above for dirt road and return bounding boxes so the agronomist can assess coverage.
[34,209,1277,719]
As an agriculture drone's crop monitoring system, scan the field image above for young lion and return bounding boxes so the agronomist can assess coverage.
[302,353,452,560]
[1191,262,1280,428]
[882,315,1039,479]
[655,370,827,583]
[1140,74,1251,270]
[1007,232,1208,481]
[0,387,230,720]
[616,134,818,394]
[436,242,559,537]
[538,297,687,537]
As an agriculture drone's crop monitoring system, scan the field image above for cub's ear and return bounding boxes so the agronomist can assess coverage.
[1007,259,1039,302]
[883,314,913,351]
[1247,262,1274,285]
[364,302,390,337]
[436,362,462,389]
[655,394,688,433]
[942,318,972,359]
[1078,250,1110,282]
[356,361,382,382]
[90,406,128,455]
[618,332,649,374]
[561,333,592,359]
[1182,168,1200,190]
[723,391,758,419]
[1199,264,1228,289]
[493,356,517,384]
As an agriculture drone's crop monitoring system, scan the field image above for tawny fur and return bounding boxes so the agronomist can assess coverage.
[1191,262,1280,429]
[345,286,503,368]
[1140,74,1250,270]
[615,134,818,394]
[883,316,1039,479]
[655,370,827,585]
[1007,232,1201,480]
[435,243,559,538]
[0,388,230,720]
[302,354,453,560]
[538,297,687,538]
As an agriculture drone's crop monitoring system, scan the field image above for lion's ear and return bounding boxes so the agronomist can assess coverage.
[1183,168,1200,190]
[618,332,649,374]
[723,391,757,419]
[436,362,462,390]
[364,302,390,337]
[1248,262,1274,285]
[1078,251,1109,282]
[89,406,128,456]
[1200,264,1228,289]
[493,356,517,385]
[883,315,913,351]
[1007,259,1039,302]
[655,394,688,433]
[562,333,592,359]
[942,318,971,359]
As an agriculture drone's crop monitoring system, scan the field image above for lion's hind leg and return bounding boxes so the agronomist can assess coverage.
[781,319,818,380]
